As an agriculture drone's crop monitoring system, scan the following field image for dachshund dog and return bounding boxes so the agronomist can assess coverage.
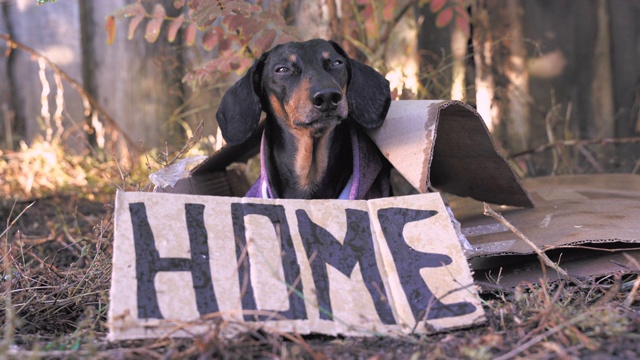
[216,39,392,200]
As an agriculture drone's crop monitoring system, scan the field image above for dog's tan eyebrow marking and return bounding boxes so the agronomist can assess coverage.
[322,51,330,59]
[288,54,298,63]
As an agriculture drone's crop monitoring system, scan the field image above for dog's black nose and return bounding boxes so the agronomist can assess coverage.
[312,90,342,112]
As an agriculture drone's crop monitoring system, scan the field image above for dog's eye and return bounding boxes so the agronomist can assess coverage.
[275,66,290,74]
[332,59,344,67]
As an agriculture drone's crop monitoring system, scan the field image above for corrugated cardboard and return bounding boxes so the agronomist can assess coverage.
[450,174,640,288]
[367,100,533,208]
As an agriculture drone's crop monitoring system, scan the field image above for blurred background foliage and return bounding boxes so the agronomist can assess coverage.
[1,0,639,200]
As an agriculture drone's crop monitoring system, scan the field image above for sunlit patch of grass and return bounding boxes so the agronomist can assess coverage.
[1,138,115,201]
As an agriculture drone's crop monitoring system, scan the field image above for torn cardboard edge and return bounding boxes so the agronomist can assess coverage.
[155,100,533,209]
[108,191,485,340]
[366,100,533,208]
[450,174,640,288]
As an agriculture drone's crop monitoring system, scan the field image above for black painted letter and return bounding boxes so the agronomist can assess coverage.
[296,209,396,324]
[377,207,476,321]
[129,203,218,319]
[231,203,307,321]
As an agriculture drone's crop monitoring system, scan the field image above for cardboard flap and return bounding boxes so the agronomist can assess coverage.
[367,100,533,208]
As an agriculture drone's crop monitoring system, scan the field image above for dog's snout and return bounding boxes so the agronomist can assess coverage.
[312,89,342,112]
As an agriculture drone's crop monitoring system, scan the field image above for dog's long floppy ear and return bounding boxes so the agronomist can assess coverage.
[215,56,265,144]
[330,41,391,129]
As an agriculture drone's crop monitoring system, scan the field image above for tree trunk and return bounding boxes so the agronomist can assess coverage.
[79,0,97,148]
[0,2,17,148]
[417,4,452,99]
[490,0,530,153]
[591,0,614,138]
[609,0,640,138]
[384,6,420,99]
[89,1,181,150]
[450,26,468,101]
[471,0,498,133]
[288,0,332,41]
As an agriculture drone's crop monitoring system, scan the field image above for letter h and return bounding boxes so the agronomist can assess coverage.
[129,203,218,319]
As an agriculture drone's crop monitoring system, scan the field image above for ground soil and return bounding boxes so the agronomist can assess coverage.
[1,195,639,359]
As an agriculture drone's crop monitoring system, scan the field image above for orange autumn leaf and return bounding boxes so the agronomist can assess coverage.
[184,23,197,46]
[167,14,185,43]
[430,0,446,13]
[144,4,166,43]
[105,15,116,45]
[435,7,453,28]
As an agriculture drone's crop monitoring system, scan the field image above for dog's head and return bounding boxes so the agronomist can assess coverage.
[216,39,391,144]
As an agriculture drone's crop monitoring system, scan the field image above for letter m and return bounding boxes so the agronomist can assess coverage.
[296,208,395,324]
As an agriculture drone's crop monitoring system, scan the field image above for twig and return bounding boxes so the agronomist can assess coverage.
[593,273,622,307]
[509,136,640,159]
[1,201,34,353]
[0,201,36,239]
[483,203,581,285]
[0,32,142,153]
[542,244,640,253]
[576,143,605,173]
[494,310,594,360]
[623,253,640,307]
[8,347,164,360]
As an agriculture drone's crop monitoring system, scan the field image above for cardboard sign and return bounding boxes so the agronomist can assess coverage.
[108,191,484,340]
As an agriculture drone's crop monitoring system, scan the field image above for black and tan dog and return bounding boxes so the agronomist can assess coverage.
[216,39,392,200]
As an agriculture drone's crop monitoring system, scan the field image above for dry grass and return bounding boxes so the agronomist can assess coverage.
[1,194,639,359]
[1,145,639,359]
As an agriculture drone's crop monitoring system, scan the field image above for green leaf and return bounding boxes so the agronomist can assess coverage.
[224,1,259,16]
[223,14,246,32]
[191,2,225,30]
